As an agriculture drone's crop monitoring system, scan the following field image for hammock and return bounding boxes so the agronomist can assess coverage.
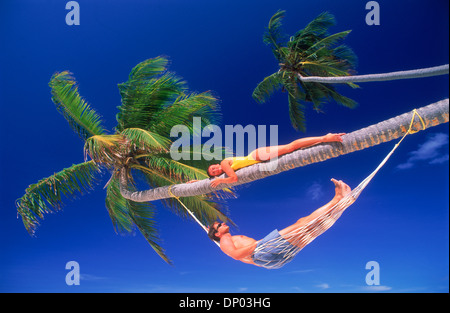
[168,110,425,269]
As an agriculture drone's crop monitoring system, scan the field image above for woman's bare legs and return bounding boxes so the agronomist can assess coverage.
[251,134,345,161]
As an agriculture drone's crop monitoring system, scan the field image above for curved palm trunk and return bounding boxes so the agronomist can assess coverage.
[120,98,449,202]
[298,64,449,83]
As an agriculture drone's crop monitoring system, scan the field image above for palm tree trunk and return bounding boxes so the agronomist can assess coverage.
[120,98,449,202]
[298,64,449,83]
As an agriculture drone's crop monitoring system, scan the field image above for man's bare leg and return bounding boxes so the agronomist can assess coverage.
[278,179,351,239]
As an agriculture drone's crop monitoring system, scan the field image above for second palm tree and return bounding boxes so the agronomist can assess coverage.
[253,10,358,132]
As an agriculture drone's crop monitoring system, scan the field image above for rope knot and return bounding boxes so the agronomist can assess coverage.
[407,109,426,134]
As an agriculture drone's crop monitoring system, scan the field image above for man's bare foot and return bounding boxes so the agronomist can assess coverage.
[331,178,352,201]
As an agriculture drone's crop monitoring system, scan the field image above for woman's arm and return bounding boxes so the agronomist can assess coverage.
[210,159,238,187]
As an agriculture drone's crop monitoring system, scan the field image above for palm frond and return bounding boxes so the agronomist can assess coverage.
[16,161,102,235]
[129,200,170,264]
[293,11,336,41]
[284,78,307,131]
[121,128,171,152]
[299,80,325,111]
[105,175,134,234]
[331,44,358,72]
[134,152,209,187]
[304,30,352,57]
[318,83,358,109]
[84,134,127,166]
[287,96,307,132]
[49,71,106,140]
[130,163,175,186]
[300,61,352,78]
[263,10,288,61]
[252,72,283,104]
[147,91,221,138]
[147,157,209,181]
[116,58,187,132]
[106,176,171,264]
[127,55,169,81]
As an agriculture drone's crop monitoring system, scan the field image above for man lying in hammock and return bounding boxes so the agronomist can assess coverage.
[206,133,346,188]
[207,179,352,268]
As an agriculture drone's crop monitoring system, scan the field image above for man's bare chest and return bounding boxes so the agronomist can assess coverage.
[232,235,256,248]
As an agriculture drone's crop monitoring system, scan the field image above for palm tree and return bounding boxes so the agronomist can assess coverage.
[16,56,234,264]
[118,98,449,202]
[252,10,359,132]
[252,11,449,132]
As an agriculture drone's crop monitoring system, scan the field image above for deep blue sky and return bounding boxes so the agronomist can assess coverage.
[1,0,448,293]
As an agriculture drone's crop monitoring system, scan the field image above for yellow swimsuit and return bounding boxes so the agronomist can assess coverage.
[225,152,261,171]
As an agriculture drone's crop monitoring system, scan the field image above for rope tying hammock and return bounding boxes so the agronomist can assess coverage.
[167,185,220,247]
[169,109,426,267]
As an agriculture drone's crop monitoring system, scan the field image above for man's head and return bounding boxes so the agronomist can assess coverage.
[207,222,229,242]
[207,164,224,178]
